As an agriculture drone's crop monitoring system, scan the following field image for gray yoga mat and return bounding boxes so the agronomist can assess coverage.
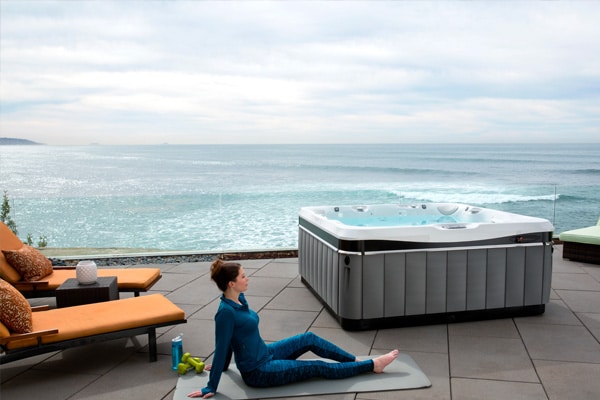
[174,353,431,400]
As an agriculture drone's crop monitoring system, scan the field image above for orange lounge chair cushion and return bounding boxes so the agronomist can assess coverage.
[2,293,185,350]
[11,268,161,291]
[0,320,10,337]
[2,245,53,281]
[0,222,25,283]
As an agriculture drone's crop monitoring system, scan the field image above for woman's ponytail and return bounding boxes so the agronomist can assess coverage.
[210,258,241,292]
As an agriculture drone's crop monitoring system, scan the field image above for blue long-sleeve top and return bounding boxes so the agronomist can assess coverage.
[201,293,271,395]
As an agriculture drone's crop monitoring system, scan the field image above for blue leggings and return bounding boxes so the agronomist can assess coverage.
[241,332,374,388]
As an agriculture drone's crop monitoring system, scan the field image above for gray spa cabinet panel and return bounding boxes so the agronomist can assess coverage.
[486,248,507,310]
[426,252,447,314]
[446,251,468,312]
[363,254,384,319]
[506,247,526,307]
[319,245,338,310]
[524,246,544,306]
[467,249,487,311]
[405,252,427,316]
[339,254,362,320]
[299,233,340,314]
[327,249,339,313]
[384,253,406,317]
[542,245,552,302]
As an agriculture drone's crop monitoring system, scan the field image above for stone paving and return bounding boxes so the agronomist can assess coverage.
[1,245,600,400]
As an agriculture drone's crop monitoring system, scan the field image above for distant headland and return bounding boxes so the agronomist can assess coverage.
[0,137,44,145]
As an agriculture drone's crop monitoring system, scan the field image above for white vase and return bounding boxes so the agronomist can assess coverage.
[76,261,98,285]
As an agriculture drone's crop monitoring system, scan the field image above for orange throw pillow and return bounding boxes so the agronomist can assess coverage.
[0,278,32,333]
[2,245,53,281]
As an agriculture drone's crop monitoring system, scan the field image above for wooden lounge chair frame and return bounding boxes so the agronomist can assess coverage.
[1,294,186,364]
[0,222,162,297]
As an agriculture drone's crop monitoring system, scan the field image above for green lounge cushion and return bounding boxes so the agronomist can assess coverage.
[559,217,600,245]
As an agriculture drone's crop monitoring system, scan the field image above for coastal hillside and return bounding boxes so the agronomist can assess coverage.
[0,137,43,145]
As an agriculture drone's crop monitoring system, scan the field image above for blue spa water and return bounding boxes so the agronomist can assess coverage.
[1,143,598,251]
[327,214,460,227]
[333,215,459,227]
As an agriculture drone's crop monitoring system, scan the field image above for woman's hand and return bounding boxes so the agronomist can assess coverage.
[186,365,213,398]
[187,390,214,398]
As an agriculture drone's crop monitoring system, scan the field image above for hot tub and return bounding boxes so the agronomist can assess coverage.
[298,203,554,330]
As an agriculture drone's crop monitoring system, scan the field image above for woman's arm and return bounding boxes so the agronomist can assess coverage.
[223,346,232,371]
[196,308,235,396]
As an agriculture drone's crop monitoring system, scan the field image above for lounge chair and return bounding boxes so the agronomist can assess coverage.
[559,217,600,265]
[0,222,162,297]
[0,288,186,364]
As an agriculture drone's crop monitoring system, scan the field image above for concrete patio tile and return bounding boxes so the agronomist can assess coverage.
[534,359,600,400]
[235,258,273,269]
[34,339,136,374]
[448,318,519,338]
[274,257,299,263]
[515,299,582,325]
[551,258,587,274]
[0,352,59,383]
[168,262,211,275]
[69,352,178,400]
[288,275,306,288]
[517,322,600,363]
[357,351,449,400]
[252,260,299,278]
[153,270,208,292]
[266,286,324,311]
[373,325,448,354]
[449,335,538,382]
[307,326,376,357]
[576,312,600,342]
[555,289,600,313]
[552,272,600,290]
[243,276,294,297]
[451,378,547,400]
[258,309,320,341]
[186,297,220,320]
[312,308,341,328]
[0,368,101,400]
[173,302,205,321]
[166,275,220,306]
[151,263,180,273]
[582,265,600,282]
[27,296,57,308]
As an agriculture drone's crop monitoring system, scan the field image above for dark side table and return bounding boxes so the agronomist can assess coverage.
[56,277,119,308]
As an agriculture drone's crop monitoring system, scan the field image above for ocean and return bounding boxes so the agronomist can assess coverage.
[1,143,598,252]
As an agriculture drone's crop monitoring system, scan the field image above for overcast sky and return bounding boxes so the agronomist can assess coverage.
[1,1,599,145]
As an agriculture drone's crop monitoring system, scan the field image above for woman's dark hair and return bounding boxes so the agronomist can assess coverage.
[210,259,242,292]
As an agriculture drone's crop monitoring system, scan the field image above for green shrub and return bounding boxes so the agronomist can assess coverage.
[1,191,18,235]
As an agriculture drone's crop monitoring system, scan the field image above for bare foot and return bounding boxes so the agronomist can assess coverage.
[373,349,399,373]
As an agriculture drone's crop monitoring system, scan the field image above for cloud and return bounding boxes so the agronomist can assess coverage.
[1,1,599,145]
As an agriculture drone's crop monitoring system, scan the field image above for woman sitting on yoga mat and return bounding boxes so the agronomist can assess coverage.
[187,259,399,399]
